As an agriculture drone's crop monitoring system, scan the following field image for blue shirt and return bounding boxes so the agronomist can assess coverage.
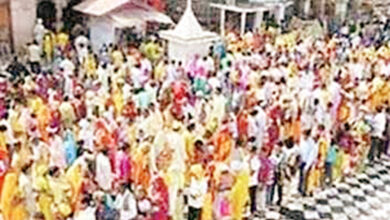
[64,132,77,165]
[326,145,337,164]
[137,91,150,110]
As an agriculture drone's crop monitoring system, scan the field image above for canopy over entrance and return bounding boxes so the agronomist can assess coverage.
[74,0,173,28]
[74,0,173,51]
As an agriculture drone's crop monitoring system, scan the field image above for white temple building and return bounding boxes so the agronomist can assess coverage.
[160,0,219,63]
[74,0,173,52]
[211,0,294,36]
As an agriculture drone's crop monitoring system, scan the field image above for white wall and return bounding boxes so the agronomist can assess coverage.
[10,0,37,52]
[168,40,211,63]
[89,16,116,53]
[335,0,349,22]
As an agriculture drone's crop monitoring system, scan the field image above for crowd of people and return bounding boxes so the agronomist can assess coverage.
[0,16,390,220]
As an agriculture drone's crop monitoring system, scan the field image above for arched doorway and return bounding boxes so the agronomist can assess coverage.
[37,0,57,30]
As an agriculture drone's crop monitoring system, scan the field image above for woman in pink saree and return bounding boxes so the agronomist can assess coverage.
[114,146,131,184]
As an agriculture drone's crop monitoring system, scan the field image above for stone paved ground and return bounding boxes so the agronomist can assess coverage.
[253,158,390,220]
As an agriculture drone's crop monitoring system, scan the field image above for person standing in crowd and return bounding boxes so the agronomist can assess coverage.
[258,147,274,210]
[384,107,390,156]
[74,31,89,65]
[27,41,42,74]
[283,138,299,201]
[33,19,46,48]
[248,146,260,215]
[188,164,207,220]
[368,107,386,162]
[270,141,288,206]
[298,129,318,196]
[114,184,137,220]
[324,139,338,186]
[95,149,113,191]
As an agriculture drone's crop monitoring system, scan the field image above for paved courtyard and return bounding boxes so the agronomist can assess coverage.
[255,158,390,220]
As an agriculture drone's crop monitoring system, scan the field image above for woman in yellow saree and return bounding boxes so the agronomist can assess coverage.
[37,102,50,143]
[112,84,124,117]
[66,163,82,209]
[306,164,320,195]
[230,167,250,220]
[1,172,22,220]
[201,191,213,220]
[8,196,28,220]
[38,193,54,220]
[332,149,343,182]
[43,32,54,63]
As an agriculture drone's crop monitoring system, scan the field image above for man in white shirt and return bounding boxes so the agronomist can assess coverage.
[60,55,75,75]
[95,149,113,191]
[368,107,387,162]
[33,19,46,47]
[298,129,317,196]
[27,41,41,74]
[131,64,144,89]
[205,54,215,74]
[188,166,207,220]
[165,60,177,82]
[74,199,97,220]
[78,118,94,151]
[115,186,137,220]
[74,33,89,64]
[97,63,109,92]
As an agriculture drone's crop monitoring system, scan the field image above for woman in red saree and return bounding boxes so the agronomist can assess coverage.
[237,110,249,143]
[151,177,169,220]
[267,120,280,148]
[171,80,188,119]
[95,119,116,149]
[122,100,138,121]
[48,109,61,135]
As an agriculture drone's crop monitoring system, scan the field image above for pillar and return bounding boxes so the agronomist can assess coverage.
[254,10,263,30]
[241,12,246,36]
[54,0,65,30]
[320,0,326,18]
[303,0,311,18]
[277,4,286,24]
[220,9,225,36]
[335,0,349,23]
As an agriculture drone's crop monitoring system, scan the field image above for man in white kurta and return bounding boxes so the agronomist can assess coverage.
[166,125,187,217]
[95,151,113,191]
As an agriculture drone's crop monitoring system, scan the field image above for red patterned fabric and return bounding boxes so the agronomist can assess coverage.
[148,0,165,12]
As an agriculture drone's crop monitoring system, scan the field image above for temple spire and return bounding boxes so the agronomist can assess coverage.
[187,0,192,11]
